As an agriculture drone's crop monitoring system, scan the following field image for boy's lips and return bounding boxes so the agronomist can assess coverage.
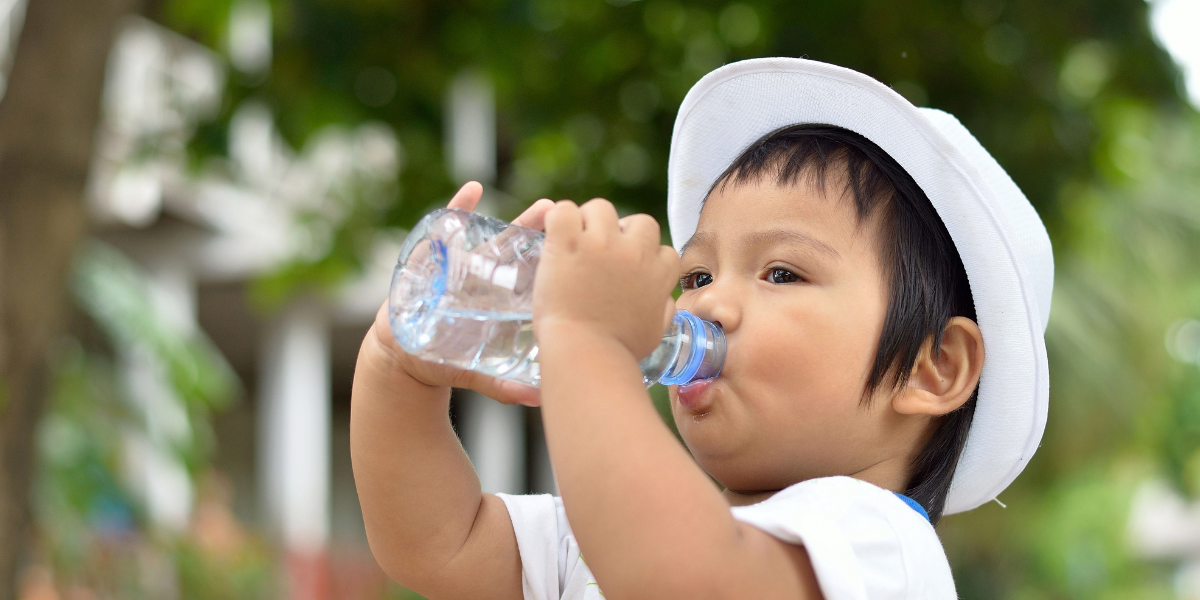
[677,378,717,412]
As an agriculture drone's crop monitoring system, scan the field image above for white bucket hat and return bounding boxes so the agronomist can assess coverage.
[667,57,1053,515]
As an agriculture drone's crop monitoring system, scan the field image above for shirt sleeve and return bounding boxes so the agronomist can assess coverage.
[729,477,957,600]
[496,493,561,600]
[497,493,604,600]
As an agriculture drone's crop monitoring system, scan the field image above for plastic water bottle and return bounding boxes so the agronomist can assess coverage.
[389,208,725,388]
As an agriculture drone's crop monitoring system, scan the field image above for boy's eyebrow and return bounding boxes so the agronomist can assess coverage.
[680,232,715,256]
[745,229,841,259]
[681,229,840,259]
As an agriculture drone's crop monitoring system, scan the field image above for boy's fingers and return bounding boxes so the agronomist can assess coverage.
[545,200,582,244]
[658,245,682,286]
[663,298,677,332]
[512,198,555,232]
[495,381,541,407]
[462,371,541,406]
[446,181,484,211]
[579,198,619,237]
[618,213,660,247]
[372,299,392,340]
[658,244,682,268]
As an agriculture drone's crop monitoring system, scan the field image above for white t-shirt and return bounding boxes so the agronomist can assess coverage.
[497,476,956,600]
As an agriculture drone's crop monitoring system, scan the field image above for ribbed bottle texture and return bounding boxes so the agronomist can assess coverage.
[389,208,724,387]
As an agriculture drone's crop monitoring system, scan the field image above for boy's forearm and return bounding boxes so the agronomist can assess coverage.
[538,325,753,598]
[348,333,494,591]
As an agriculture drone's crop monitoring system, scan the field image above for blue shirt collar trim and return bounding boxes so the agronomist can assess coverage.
[893,492,930,522]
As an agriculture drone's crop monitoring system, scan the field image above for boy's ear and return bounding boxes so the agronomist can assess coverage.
[892,317,984,417]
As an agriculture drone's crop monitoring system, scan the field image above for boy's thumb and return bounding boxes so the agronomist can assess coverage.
[462,371,542,407]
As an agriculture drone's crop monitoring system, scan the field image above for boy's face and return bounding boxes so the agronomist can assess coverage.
[672,175,917,494]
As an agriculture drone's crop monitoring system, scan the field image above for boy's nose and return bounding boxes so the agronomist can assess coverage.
[685,285,741,334]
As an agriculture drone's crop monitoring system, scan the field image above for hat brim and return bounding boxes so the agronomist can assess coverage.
[667,58,1051,514]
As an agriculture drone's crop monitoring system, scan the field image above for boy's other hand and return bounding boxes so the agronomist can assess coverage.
[447,180,556,230]
[534,198,680,361]
[363,181,555,407]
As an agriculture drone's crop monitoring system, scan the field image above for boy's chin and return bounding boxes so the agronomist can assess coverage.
[675,417,730,458]
[683,436,813,494]
[702,460,795,497]
[681,437,757,488]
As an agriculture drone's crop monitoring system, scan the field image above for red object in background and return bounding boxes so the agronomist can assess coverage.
[286,551,330,600]
[287,547,388,600]
[330,548,390,600]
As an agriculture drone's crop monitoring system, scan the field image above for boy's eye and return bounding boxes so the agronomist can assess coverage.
[767,268,800,284]
[681,272,713,289]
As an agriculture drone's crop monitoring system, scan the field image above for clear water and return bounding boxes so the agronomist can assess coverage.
[402,306,541,387]
[397,302,724,389]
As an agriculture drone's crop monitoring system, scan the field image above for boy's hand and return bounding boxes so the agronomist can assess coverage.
[364,181,555,407]
[533,199,680,360]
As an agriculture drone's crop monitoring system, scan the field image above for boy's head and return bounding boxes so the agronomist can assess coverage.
[671,125,982,522]
[666,58,1054,519]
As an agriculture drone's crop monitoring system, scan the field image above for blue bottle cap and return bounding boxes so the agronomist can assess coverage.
[659,310,713,386]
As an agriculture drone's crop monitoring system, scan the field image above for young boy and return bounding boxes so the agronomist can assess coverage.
[350,58,1053,599]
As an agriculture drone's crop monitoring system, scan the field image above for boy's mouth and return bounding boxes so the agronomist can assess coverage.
[677,378,717,412]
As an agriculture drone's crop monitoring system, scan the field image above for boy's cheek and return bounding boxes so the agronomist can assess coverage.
[772,307,882,394]
[730,328,875,431]
[740,322,866,400]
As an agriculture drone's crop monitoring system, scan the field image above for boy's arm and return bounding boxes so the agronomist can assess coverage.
[349,307,524,600]
[539,327,824,600]
[534,199,825,600]
[350,182,553,599]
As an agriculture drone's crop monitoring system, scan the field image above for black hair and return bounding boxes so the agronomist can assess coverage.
[707,124,978,524]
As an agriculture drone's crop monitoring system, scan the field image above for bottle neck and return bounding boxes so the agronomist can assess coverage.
[642,311,725,386]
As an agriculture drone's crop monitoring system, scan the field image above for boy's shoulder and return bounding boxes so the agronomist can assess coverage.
[499,479,958,600]
[731,476,957,600]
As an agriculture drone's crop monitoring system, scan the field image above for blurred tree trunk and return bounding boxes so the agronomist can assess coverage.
[0,0,138,597]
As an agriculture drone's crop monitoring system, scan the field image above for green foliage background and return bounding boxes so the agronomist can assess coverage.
[58,0,1197,596]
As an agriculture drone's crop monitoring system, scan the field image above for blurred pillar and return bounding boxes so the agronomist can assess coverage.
[227,0,271,80]
[460,395,526,494]
[258,298,330,600]
[446,69,495,185]
[445,68,531,495]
